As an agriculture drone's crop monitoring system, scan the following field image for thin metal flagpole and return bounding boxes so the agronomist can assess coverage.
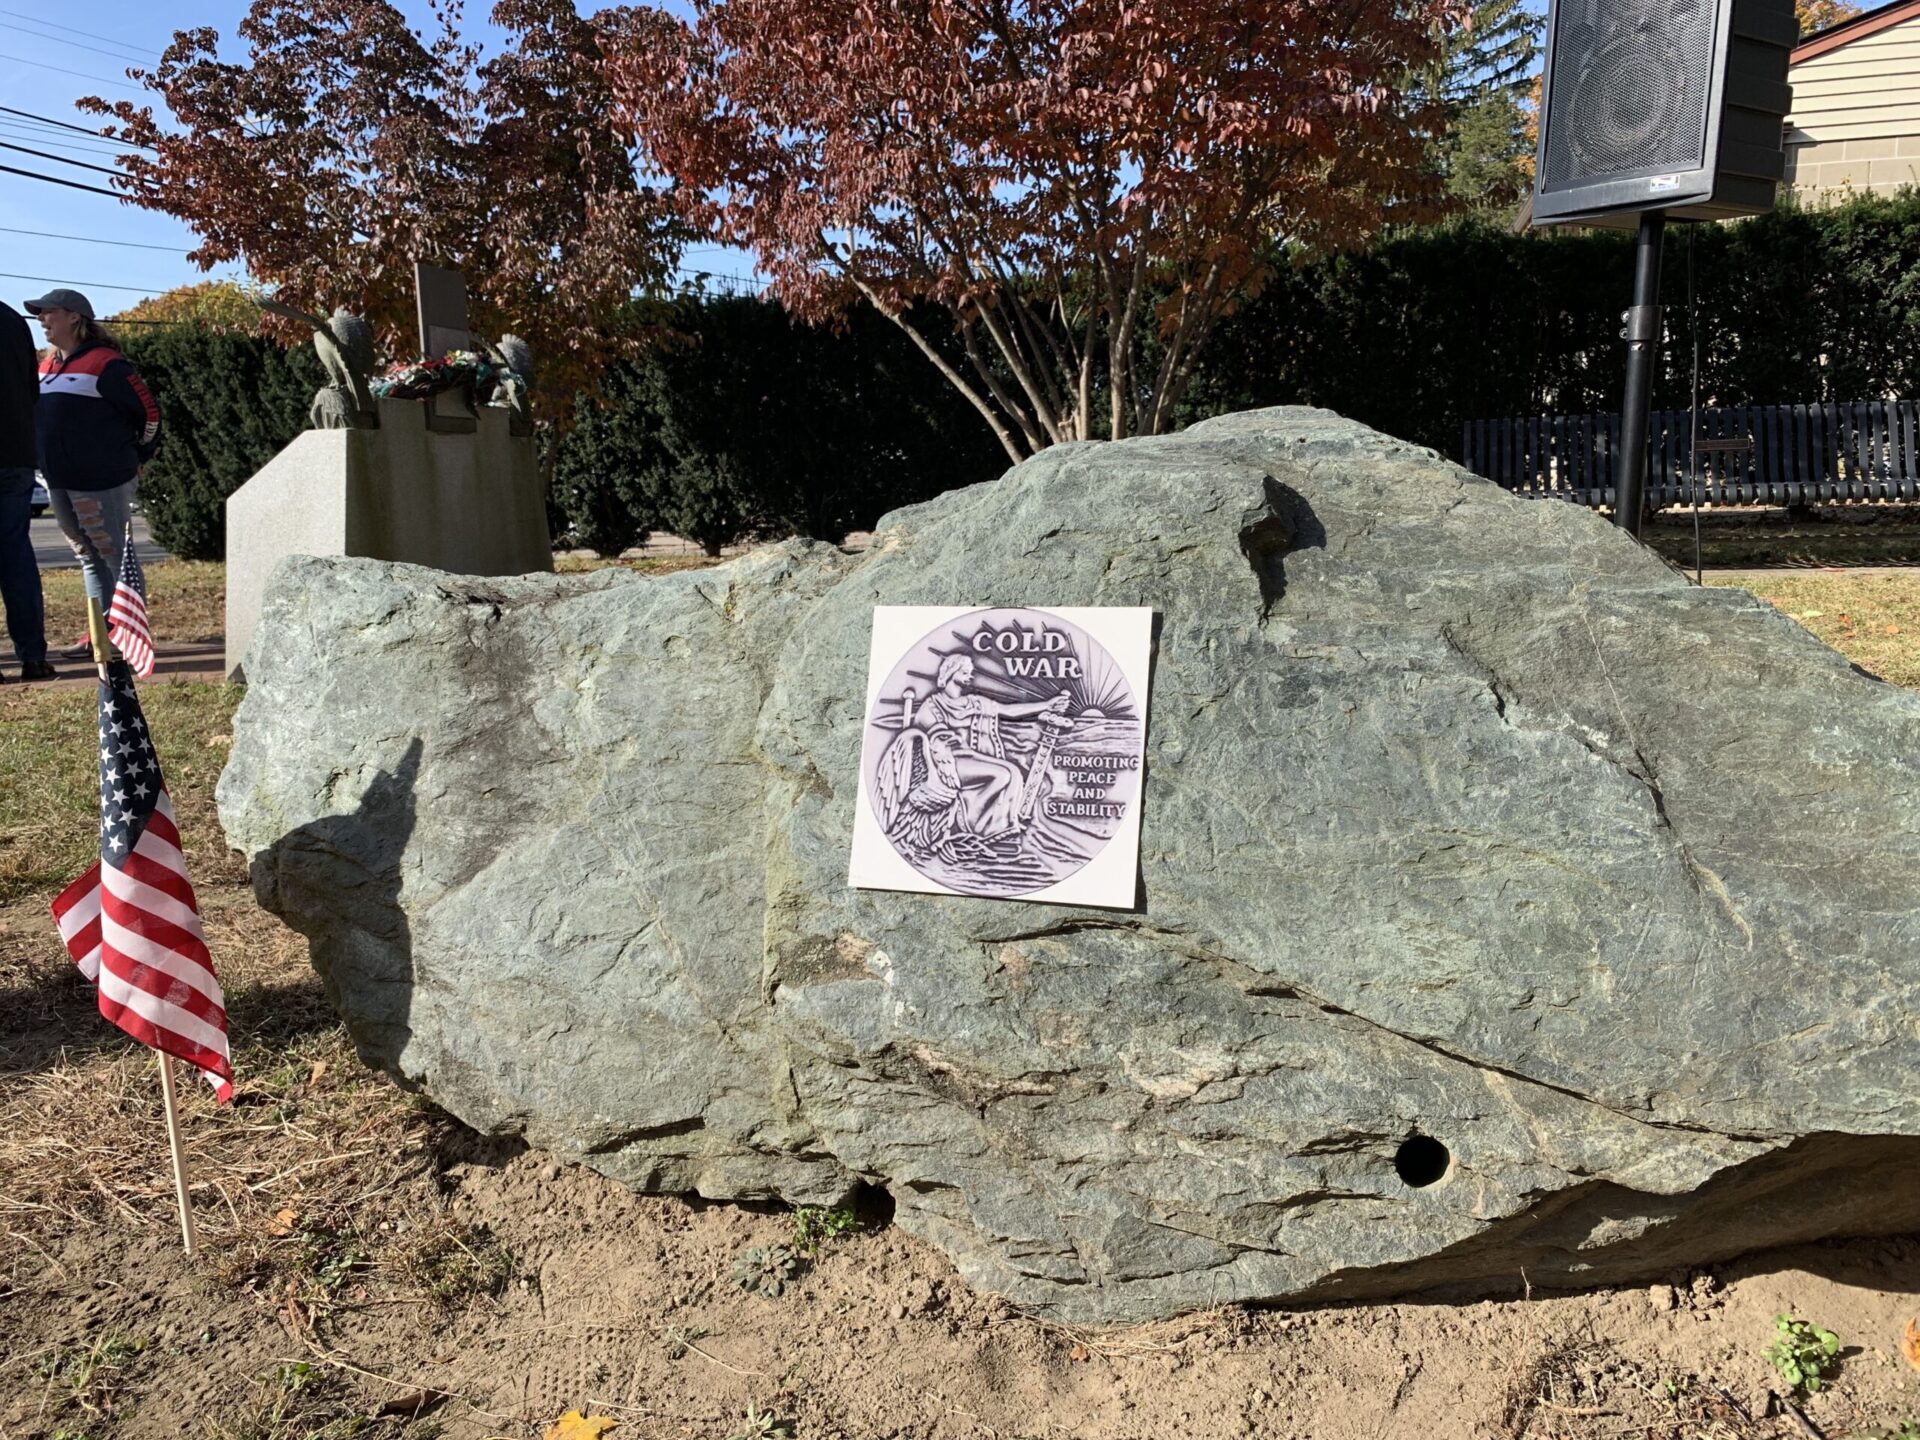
[87,594,198,1258]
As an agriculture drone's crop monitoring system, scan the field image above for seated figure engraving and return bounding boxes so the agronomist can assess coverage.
[872,653,1071,864]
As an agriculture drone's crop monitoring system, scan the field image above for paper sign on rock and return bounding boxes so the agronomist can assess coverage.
[849,606,1152,908]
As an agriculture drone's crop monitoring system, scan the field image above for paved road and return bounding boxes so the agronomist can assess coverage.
[29,512,163,568]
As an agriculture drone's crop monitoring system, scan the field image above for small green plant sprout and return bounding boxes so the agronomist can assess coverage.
[399,1220,515,1305]
[724,1405,794,1440]
[664,1323,711,1359]
[37,1333,147,1416]
[730,1244,800,1298]
[789,1205,859,1257]
[1767,1313,1842,1394]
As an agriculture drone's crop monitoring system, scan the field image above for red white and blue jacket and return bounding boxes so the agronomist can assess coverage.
[36,340,162,491]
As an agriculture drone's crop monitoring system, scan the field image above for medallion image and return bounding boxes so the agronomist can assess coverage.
[853,607,1150,903]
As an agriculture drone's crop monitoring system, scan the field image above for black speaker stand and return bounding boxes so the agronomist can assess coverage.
[1615,210,1667,539]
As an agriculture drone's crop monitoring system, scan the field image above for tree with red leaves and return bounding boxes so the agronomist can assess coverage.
[604,0,1465,460]
[83,0,681,418]
[1796,0,1862,36]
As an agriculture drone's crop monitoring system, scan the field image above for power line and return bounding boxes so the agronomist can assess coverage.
[0,163,121,197]
[0,103,115,136]
[0,105,156,153]
[0,7,157,60]
[0,270,165,295]
[0,136,135,167]
[0,121,130,152]
[0,225,187,252]
[0,138,131,179]
[0,53,141,92]
[0,18,152,65]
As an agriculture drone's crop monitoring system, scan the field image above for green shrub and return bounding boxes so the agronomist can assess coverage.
[1183,189,1920,459]
[546,363,662,556]
[116,191,1920,568]
[122,325,320,561]
[548,297,1006,555]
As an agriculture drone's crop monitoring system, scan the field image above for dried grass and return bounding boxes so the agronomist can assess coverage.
[1707,571,1920,690]
[0,894,503,1434]
[0,679,512,1439]
[40,558,229,648]
[0,677,244,904]
[553,553,724,577]
[0,937,424,1274]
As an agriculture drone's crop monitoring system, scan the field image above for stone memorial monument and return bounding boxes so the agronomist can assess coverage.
[223,269,551,678]
[414,260,476,435]
[218,408,1920,1323]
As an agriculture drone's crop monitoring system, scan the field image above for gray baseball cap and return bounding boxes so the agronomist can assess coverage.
[23,288,94,319]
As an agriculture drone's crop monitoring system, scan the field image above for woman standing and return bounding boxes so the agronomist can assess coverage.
[24,288,162,637]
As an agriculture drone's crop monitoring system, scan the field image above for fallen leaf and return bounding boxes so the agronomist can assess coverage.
[207,733,231,747]
[308,1059,328,1086]
[267,1208,299,1237]
[1885,624,1901,636]
[1901,1316,1920,1374]
[1069,1343,1090,1362]
[1837,613,1853,626]
[544,1412,619,1440]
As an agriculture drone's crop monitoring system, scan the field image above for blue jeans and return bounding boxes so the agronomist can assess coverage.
[0,467,47,666]
[49,478,137,616]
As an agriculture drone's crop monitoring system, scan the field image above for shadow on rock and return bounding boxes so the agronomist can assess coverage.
[1301,1133,1920,1309]
[1238,475,1326,617]
[251,738,424,1082]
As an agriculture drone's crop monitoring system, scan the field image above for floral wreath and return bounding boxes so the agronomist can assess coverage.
[369,349,509,403]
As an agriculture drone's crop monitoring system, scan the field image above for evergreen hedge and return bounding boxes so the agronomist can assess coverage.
[122,191,1920,564]
[122,326,320,561]
[1185,190,1920,457]
[549,295,1007,554]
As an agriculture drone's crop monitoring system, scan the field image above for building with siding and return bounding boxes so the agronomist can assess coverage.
[1784,0,1920,201]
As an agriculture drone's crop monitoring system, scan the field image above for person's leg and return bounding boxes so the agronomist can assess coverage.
[48,481,133,614]
[0,468,48,669]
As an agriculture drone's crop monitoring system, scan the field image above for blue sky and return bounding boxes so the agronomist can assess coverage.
[0,0,755,318]
[0,0,252,313]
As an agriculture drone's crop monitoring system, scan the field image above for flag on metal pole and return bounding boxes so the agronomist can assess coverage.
[51,658,232,1103]
[107,521,155,679]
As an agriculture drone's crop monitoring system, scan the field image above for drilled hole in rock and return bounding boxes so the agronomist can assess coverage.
[1394,1135,1451,1188]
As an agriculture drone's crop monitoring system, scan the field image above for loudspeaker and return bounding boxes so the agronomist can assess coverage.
[1532,0,1796,227]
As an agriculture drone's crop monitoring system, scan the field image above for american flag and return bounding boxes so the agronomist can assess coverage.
[51,660,232,1102]
[107,524,154,678]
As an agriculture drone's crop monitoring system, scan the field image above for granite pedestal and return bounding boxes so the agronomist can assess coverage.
[224,398,552,678]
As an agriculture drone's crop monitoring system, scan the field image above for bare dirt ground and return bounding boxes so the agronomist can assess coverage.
[3,963,1918,1440]
[2,570,1918,1440]
[4,791,1917,1440]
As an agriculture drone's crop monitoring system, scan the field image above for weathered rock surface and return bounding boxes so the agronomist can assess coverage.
[218,407,1920,1322]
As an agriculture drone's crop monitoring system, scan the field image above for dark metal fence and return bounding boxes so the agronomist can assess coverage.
[1462,401,1920,507]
